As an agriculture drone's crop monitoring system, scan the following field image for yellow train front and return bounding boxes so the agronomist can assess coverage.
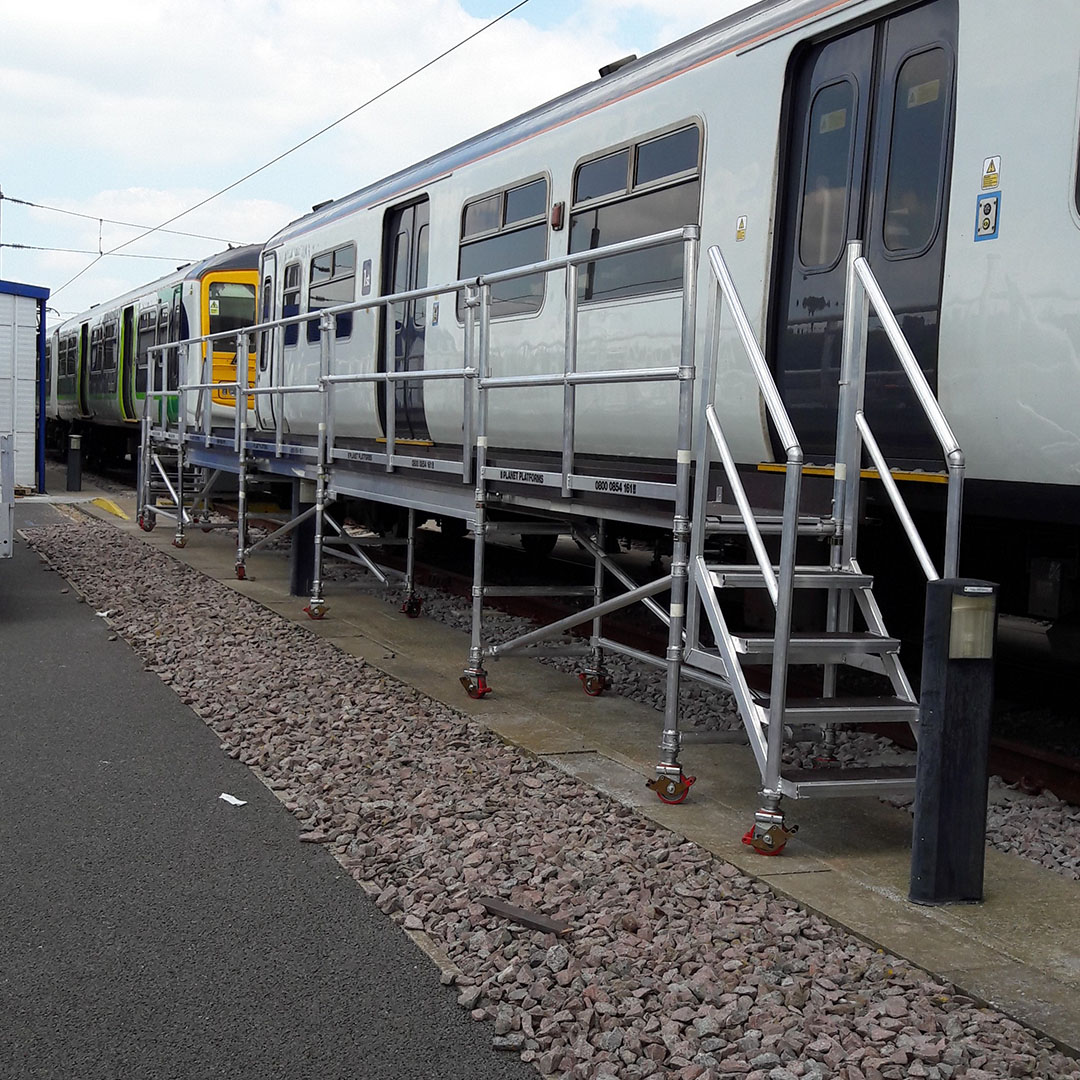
[46,245,261,463]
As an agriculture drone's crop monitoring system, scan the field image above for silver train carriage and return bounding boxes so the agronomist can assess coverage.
[255,0,1075,625]
[47,245,261,462]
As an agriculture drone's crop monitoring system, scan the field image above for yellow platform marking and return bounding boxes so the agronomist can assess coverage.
[757,463,947,484]
[91,497,130,520]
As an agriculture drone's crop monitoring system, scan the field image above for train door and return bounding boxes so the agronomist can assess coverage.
[770,0,956,466]
[379,196,431,442]
[121,305,135,419]
[256,252,277,430]
[166,284,183,422]
[78,323,90,417]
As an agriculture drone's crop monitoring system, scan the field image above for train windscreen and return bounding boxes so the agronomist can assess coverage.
[208,282,256,351]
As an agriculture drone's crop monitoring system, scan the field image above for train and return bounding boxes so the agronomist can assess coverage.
[48,0,1080,627]
[44,245,261,464]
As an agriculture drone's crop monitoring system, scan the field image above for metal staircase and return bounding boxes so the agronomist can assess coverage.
[682,241,964,854]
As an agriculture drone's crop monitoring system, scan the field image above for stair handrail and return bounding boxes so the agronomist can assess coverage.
[704,245,804,605]
[703,245,804,801]
[850,250,964,579]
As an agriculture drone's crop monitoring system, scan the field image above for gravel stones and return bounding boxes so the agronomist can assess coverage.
[26,518,1080,1080]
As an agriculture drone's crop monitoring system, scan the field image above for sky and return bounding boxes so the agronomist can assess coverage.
[0,0,749,323]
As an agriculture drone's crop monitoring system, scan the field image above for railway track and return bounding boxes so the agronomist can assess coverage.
[57,460,1080,809]
[391,532,1080,807]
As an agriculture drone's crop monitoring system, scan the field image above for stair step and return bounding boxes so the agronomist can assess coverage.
[708,564,873,590]
[754,695,918,725]
[780,764,917,799]
[704,502,835,537]
[732,631,900,661]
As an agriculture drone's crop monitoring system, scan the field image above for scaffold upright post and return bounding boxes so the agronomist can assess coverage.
[172,363,188,549]
[648,225,699,805]
[578,518,611,697]
[462,283,492,699]
[305,311,334,619]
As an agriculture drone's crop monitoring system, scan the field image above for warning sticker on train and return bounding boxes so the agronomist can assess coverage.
[982,156,1000,189]
[736,216,747,242]
[975,192,1000,241]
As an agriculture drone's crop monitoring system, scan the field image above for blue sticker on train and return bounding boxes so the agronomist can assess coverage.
[975,192,1000,242]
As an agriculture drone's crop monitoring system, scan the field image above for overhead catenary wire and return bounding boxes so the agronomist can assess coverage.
[2,242,196,262]
[51,0,532,300]
[0,194,246,245]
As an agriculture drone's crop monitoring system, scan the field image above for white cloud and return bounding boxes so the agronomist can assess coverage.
[1,0,749,315]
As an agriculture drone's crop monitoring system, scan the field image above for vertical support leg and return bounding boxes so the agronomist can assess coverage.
[646,509,696,804]
[306,313,333,620]
[289,478,316,597]
[304,469,328,619]
[400,507,423,618]
[647,225,699,806]
[461,282,493,700]
[578,519,610,697]
[235,448,248,580]
[172,437,187,549]
[461,504,491,698]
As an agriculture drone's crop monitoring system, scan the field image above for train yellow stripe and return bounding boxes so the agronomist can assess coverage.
[756,463,948,484]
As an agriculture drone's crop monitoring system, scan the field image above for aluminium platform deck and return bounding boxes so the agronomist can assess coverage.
[27,470,1080,1057]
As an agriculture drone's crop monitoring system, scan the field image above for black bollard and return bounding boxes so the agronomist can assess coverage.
[289,479,316,597]
[66,433,82,492]
[910,579,999,905]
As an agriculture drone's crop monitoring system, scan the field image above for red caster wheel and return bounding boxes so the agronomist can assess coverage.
[460,673,492,699]
[741,823,798,856]
[305,600,327,620]
[172,535,187,549]
[578,672,610,697]
[138,510,156,532]
[647,773,696,805]
[235,563,246,580]
[401,595,423,619]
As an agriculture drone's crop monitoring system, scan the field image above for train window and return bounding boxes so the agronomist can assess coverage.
[635,127,699,187]
[307,244,356,341]
[463,195,500,238]
[883,48,948,253]
[575,150,630,203]
[90,327,103,373]
[457,177,548,320]
[103,322,118,371]
[414,225,430,328]
[570,124,701,304]
[799,80,855,269]
[136,311,156,393]
[45,342,51,386]
[208,282,256,350]
[504,179,546,225]
[283,263,301,347]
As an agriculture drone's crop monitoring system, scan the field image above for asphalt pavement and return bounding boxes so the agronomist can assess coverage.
[0,506,536,1080]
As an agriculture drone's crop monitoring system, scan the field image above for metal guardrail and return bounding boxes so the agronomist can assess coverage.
[696,245,803,794]
[847,244,964,580]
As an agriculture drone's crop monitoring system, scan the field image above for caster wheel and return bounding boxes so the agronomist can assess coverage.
[305,601,327,620]
[172,535,187,549]
[235,563,246,581]
[578,672,610,697]
[741,823,798,856]
[460,673,492,699]
[201,523,213,534]
[401,596,423,619]
[138,511,156,533]
[647,773,696,805]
